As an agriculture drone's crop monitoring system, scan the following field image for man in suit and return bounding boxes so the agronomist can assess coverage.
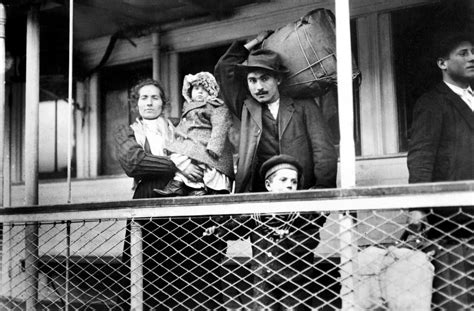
[214,31,337,193]
[407,32,474,310]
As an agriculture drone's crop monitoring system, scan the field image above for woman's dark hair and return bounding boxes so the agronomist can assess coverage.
[130,78,170,114]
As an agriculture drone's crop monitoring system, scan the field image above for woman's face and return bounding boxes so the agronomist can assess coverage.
[191,84,210,102]
[137,84,163,120]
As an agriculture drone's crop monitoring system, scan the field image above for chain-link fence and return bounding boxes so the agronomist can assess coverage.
[1,185,473,310]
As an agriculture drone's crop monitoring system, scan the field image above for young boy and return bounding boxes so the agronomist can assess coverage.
[207,154,327,309]
[249,154,326,309]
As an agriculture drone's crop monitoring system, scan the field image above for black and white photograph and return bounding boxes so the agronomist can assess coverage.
[0,0,472,310]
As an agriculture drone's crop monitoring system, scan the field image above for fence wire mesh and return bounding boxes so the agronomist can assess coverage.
[1,206,472,310]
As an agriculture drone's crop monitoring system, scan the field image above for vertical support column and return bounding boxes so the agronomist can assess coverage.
[168,52,180,119]
[3,91,10,207]
[10,83,24,183]
[24,6,40,205]
[88,73,100,177]
[75,81,86,178]
[152,32,160,81]
[335,0,356,310]
[66,0,74,203]
[0,3,5,207]
[24,6,40,310]
[130,220,143,310]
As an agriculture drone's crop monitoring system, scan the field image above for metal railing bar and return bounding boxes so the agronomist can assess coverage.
[1,189,472,223]
[2,181,473,213]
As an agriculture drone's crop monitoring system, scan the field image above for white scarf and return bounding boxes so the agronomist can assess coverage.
[131,117,174,156]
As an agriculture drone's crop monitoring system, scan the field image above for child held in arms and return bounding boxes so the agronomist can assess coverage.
[155,71,234,196]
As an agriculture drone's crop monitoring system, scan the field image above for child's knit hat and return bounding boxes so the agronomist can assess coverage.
[182,71,220,102]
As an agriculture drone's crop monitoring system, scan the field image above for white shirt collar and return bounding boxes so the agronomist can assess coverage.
[267,98,280,119]
[444,81,474,111]
[444,81,473,96]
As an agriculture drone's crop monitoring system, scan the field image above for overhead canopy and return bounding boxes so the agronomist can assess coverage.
[4,0,260,41]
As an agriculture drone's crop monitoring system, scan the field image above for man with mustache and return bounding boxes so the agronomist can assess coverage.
[406,32,474,310]
[215,31,337,193]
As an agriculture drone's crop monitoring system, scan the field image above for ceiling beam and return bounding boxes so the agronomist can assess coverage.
[182,0,234,20]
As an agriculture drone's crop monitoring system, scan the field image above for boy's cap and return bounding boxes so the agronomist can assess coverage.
[260,154,302,180]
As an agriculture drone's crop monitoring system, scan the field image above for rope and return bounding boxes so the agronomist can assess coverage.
[294,23,318,81]
[303,24,330,76]
[286,53,336,80]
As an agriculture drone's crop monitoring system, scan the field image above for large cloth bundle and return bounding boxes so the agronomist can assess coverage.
[353,246,434,311]
[262,8,360,98]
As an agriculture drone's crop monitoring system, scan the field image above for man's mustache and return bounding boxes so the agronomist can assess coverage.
[255,90,268,95]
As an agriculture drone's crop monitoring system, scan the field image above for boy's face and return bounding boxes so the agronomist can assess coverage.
[265,168,298,192]
[437,41,474,86]
[191,84,210,102]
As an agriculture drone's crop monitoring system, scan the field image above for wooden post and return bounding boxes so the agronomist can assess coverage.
[3,90,10,207]
[75,81,86,178]
[24,5,40,310]
[335,0,356,310]
[88,73,100,177]
[168,52,180,119]
[130,220,144,310]
[25,6,40,206]
[0,3,5,208]
[66,0,74,203]
[152,32,160,81]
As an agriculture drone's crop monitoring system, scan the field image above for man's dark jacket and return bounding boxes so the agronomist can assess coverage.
[408,82,474,183]
[408,82,474,240]
[215,41,337,193]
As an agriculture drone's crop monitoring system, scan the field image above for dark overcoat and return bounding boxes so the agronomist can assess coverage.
[408,82,474,183]
[407,82,474,309]
[215,41,337,193]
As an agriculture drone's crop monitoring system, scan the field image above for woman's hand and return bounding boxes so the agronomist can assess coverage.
[180,162,204,182]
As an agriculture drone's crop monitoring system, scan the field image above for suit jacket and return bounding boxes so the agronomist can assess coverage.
[215,41,337,193]
[408,82,474,183]
[407,82,474,239]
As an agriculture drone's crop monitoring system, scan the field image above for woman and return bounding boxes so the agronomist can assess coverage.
[115,78,203,199]
[115,78,224,310]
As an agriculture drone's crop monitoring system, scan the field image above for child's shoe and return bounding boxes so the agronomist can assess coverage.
[154,180,188,197]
